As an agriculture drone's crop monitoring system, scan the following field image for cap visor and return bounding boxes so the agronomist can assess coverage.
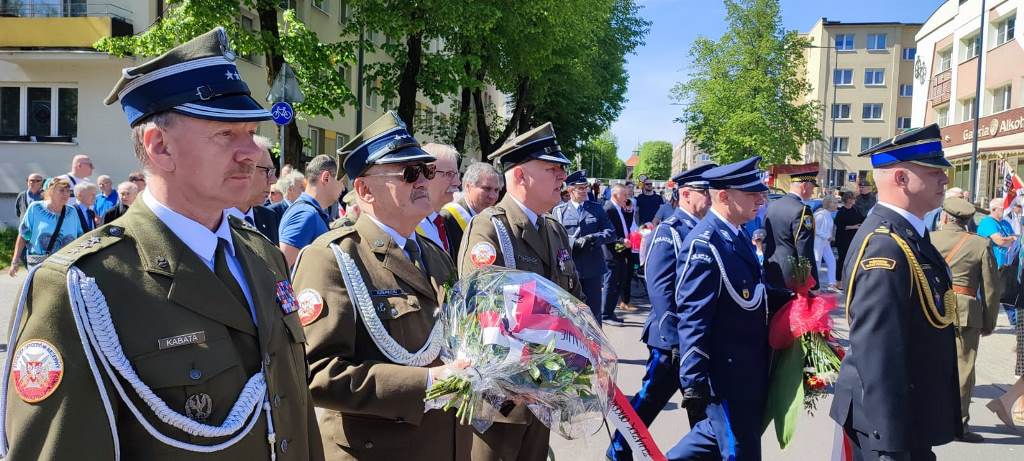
[737,182,769,193]
[374,145,436,165]
[172,94,272,122]
[909,157,953,169]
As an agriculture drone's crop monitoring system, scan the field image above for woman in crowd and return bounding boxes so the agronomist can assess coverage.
[987,244,1024,433]
[8,177,84,276]
[832,190,864,281]
[814,196,839,292]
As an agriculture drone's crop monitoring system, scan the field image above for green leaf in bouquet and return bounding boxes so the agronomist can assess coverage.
[763,342,805,449]
[529,366,542,381]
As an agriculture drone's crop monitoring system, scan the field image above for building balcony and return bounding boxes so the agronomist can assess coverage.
[0,1,133,48]
[929,69,951,106]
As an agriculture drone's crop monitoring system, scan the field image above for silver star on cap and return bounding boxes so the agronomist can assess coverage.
[225,70,235,80]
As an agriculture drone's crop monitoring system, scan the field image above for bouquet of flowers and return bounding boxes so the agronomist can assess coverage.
[425,267,618,439]
[764,256,844,449]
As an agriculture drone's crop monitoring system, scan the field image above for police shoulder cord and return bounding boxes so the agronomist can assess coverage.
[490,217,517,269]
[0,266,275,460]
[845,227,957,329]
[329,244,442,367]
[685,238,767,313]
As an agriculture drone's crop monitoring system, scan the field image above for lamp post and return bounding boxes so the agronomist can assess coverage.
[968,0,987,201]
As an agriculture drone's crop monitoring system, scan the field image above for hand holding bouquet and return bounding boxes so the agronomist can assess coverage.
[425,267,618,439]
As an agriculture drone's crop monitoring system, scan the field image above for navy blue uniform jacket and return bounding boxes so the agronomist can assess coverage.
[552,200,616,279]
[641,208,699,350]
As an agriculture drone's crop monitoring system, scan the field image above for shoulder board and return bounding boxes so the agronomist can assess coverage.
[312,225,358,247]
[663,216,678,225]
[481,205,506,218]
[873,225,890,234]
[43,227,124,270]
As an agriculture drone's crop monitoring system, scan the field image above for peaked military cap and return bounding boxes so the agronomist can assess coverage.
[703,156,768,192]
[337,110,435,180]
[488,122,571,170]
[790,170,819,185]
[671,163,717,189]
[942,196,976,219]
[565,170,588,186]
[858,123,951,168]
[104,27,271,126]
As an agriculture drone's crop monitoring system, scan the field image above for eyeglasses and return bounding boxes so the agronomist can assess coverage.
[28,178,42,183]
[364,163,436,183]
[435,169,458,179]
[255,165,277,180]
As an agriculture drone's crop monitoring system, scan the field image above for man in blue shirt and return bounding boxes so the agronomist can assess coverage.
[978,198,1018,267]
[278,154,344,266]
[92,175,118,218]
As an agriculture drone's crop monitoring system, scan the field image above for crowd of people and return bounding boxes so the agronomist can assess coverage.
[3,27,1023,461]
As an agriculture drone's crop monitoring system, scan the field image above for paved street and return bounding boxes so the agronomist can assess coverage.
[2,272,1021,459]
[551,281,1024,460]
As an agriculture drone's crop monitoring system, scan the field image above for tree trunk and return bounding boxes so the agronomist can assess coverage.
[452,85,472,153]
[472,87,492,156]
[397,31,424,134]
[256,2,305,168]
[477,76,530,156]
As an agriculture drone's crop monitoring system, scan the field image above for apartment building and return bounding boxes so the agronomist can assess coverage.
[800,18,921,190]
[0,0,503,226]
[913,0,1023,201]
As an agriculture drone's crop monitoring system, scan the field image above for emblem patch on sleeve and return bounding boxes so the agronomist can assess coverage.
[12,339,64,403]
[297,288,325,326]
[275,280,299,315]
[470,242,497,268]
[861,257,896,271]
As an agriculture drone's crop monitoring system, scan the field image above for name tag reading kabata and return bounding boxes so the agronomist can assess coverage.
[158,331,207,350]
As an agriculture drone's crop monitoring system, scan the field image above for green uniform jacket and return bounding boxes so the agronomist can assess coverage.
[932,223,1001,333]
[293,215,470,461]
[3,200,323,460]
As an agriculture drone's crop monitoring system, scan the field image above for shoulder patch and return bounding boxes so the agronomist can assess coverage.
[470,242,497,267]
[45,232,121,269]
[297,288,325,326]
[860,257,896,271]
[12,339,64,403]
[802,215,813,229]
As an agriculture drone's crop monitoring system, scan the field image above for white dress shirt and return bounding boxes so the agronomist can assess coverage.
[876,202,926,237]
[367,214,420,260]
[145,190,256,321]
[710,207,741,236]
[417,211,444,249]
[510,196,540,229]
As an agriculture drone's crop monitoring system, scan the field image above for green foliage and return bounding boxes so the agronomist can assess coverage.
[576,131,626,179]
[634,140,673,180]
[94,0,355,120]
[0,227,16,270]
[672,0,821,165]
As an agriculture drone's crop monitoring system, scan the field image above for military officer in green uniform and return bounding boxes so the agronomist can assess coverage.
[292,111,472,461]
[931,196,1002,443]
[0,28,324,460]
[457,122,580,461]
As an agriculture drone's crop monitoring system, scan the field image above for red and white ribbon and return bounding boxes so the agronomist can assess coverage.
[606,385,667,461]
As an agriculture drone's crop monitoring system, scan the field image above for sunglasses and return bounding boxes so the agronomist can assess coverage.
[364,163,436,183]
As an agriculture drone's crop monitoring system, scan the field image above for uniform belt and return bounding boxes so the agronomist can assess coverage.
[952,284,975,296]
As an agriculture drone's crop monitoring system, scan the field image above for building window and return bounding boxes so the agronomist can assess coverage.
[899,84,913,97]
[834,33,854,51]
[902,47,917,60]
[828,169,847,188]
[339,66,352,88]
[896,117,912,130]
[338,0,348,24]
[307,126,322,158]
[992,84,1012,113]
[831,103,851,120]
[833,68,853,86]
[831,137,849,153]
[937,48,952,72]
[936,106,950,127]
[312,0,327,13]
[862,103,883,120]
[861,137,882,152]
[995,14,1016,47]
[335,133,350,152]
[0,86,78,140]
[960,97,976,122]
[867,33,887,50]
[365,79,381,110]
[864,68,885,86]
[961,34,981,61]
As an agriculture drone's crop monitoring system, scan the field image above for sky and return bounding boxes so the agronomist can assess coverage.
[610,0,945,160]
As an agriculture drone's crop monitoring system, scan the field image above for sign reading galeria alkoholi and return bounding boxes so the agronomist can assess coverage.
[941,106,1024,147]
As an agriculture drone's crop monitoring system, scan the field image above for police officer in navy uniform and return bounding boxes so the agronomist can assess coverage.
[667,157,791,461]
[830,124,960,461]
[552,170,616,323]
[606,164,715,461]
[764,170,819,290]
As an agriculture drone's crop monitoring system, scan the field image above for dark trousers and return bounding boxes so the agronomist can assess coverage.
[845,427,936,461]
[602,256,626,318]
[580,275,604,324]
[608,346,699,460]
[620,253,638,304]
[668,400,763,461]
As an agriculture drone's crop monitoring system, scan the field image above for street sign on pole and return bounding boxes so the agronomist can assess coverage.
[267,62,304,171]
[271,102,294,126]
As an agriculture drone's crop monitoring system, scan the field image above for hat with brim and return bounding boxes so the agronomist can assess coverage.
[565,170,588,186]
[337,111,435,181]
[671,163,717,190]
[858,124,951,168]
[703,156,769,192]
[105,27,271,126]
[790,171,819,186]
[488,122,571,171]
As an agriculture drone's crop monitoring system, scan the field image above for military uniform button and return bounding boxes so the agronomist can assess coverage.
[873,431,880,439]
[390,308,399,317]
[364,441,374,449]
[189,368,202,380]
[279,438,289,453]
[263,353,272,367]
[273,394,282,407]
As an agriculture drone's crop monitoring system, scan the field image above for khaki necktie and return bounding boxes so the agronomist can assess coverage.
[404,239,426,275]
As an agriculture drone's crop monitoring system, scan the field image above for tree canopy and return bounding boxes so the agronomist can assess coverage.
[671,0,821,166]
[577,131,626,179]
[634,140,673,180]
